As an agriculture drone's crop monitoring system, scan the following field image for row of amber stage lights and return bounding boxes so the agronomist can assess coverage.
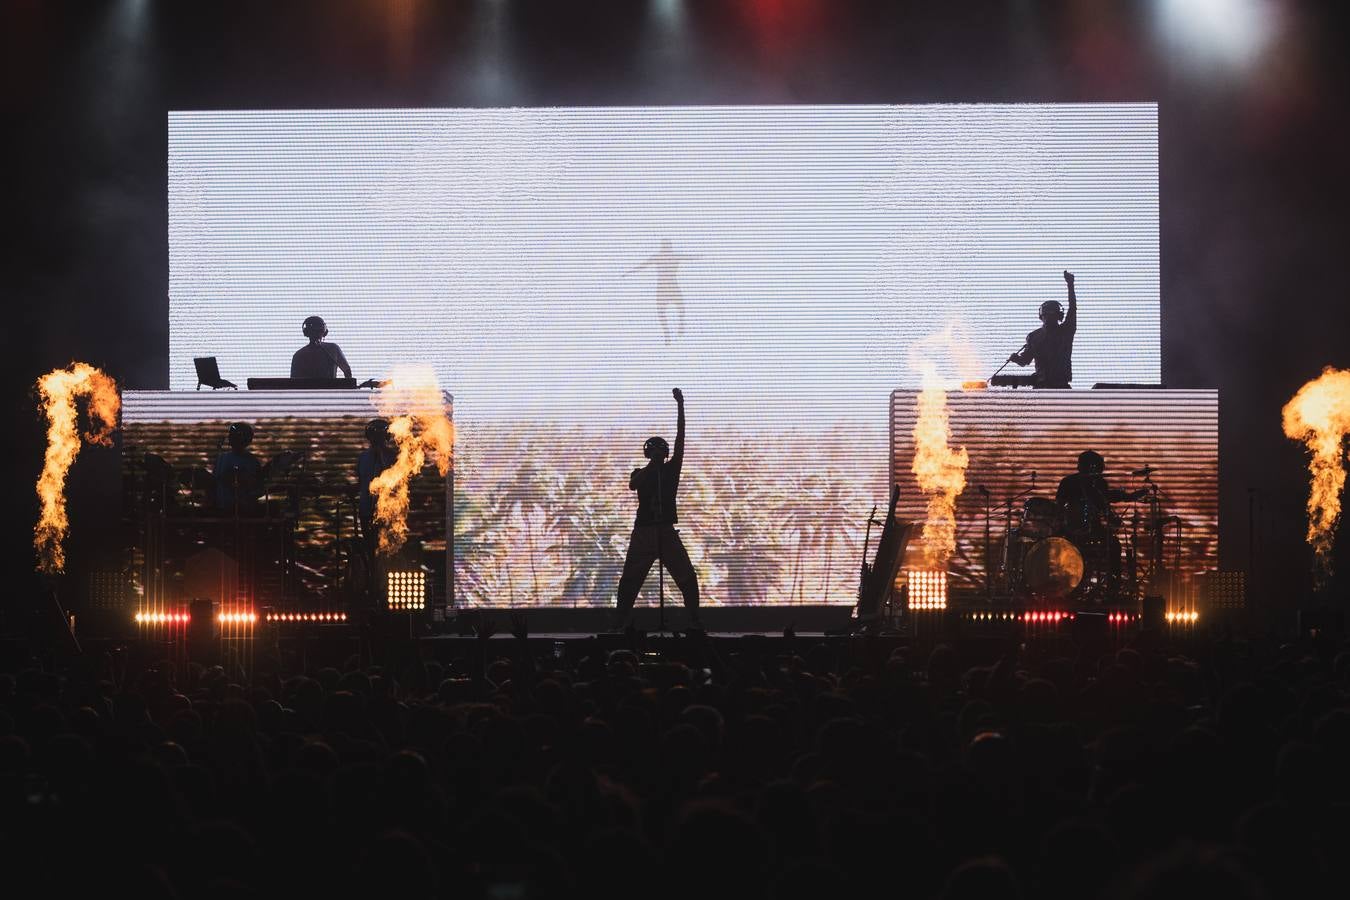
[910,572,1203,626]
[133,610,348,628]
[132,571,423,630]
[957,610,1202,626]
[132,608,1196,632]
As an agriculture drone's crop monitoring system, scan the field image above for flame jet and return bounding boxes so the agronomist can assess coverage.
[34,363,120,574]
[369,366,454,557]
[911,359,969,566]
[1282,366,1350,584]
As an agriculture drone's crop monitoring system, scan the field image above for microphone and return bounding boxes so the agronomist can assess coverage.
[977,485,990,495]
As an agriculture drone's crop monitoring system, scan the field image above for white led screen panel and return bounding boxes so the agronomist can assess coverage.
[169,105,1159,606]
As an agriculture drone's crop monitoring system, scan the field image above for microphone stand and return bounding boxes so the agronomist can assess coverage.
[654,463,666,636]
[979,486,992,600]
[994,473,1038,598]
[987,344,1028,382]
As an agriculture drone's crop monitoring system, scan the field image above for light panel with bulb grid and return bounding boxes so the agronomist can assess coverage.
[387,570,427,611]
[1199,570,1246,610]
[90,571,130,612]
[905,569,948,610]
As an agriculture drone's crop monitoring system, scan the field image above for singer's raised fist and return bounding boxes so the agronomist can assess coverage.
[672,388,683,402]
[1063,270,1075,285]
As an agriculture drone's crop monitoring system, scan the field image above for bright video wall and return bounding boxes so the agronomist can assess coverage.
[168,105,1159,606]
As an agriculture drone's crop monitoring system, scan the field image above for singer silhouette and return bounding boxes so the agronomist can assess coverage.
[612,388,702,631]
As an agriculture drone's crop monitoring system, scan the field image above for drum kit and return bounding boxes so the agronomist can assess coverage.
[129,449,375,605]
[986,466,1177,604]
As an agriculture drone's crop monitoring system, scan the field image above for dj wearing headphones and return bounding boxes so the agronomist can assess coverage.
[1008,270,1078,388]
[612,387,702,632]
[291,315,354,380]
[212,422,265,514]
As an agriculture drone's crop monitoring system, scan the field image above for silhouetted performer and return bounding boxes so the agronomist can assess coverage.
[356,418,397,554]
[1009,270,1077,388]
[213,422,264,514]
[1056,450,1146,585]
[291,315,353,379]
[613,388,702,631]
[624,239,698,345]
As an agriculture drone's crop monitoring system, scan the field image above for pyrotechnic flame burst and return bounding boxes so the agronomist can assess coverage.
[370,365,454,557]
[909,326,974,566]
[34,363,120,574]
[1282,366,1350,584]
[911,362,969,565]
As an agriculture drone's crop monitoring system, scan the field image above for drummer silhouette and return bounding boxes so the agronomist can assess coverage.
[1055,450,1147,590]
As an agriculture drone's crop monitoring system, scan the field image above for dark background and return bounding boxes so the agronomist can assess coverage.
[5,0,1349,612]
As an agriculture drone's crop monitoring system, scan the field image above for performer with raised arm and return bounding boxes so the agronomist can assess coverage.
[1009,270,1078,388]
[291,315,353,380]
[612,388,702,632]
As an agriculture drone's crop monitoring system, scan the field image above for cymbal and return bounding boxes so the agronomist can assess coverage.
[1132,465,1157,477]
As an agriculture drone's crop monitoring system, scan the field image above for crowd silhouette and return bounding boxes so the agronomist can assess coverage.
[2,617,1348,899]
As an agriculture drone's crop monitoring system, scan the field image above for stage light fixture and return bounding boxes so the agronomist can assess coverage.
[264,611,348,624]
[217,610,257,626]
[906,569,947,610]
[1155,0,1277,73]
[90,571,129,612]
[134,609,190,628]
[387,570,427,611]
[1200,571,1246,610]
[1021,610,1071,625]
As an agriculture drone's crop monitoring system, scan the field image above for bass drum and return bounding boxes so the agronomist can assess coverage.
[1020,537,1085,598]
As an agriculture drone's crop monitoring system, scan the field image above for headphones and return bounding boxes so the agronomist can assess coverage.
[643,436,670,460]
[1039,300,1064,324]
[1077,450,1105,474]
[302,315,329,339]
[228,422,254,448]
[365,418,390,445]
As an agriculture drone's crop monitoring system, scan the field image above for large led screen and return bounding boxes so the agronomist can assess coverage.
[169,105,1159,606]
